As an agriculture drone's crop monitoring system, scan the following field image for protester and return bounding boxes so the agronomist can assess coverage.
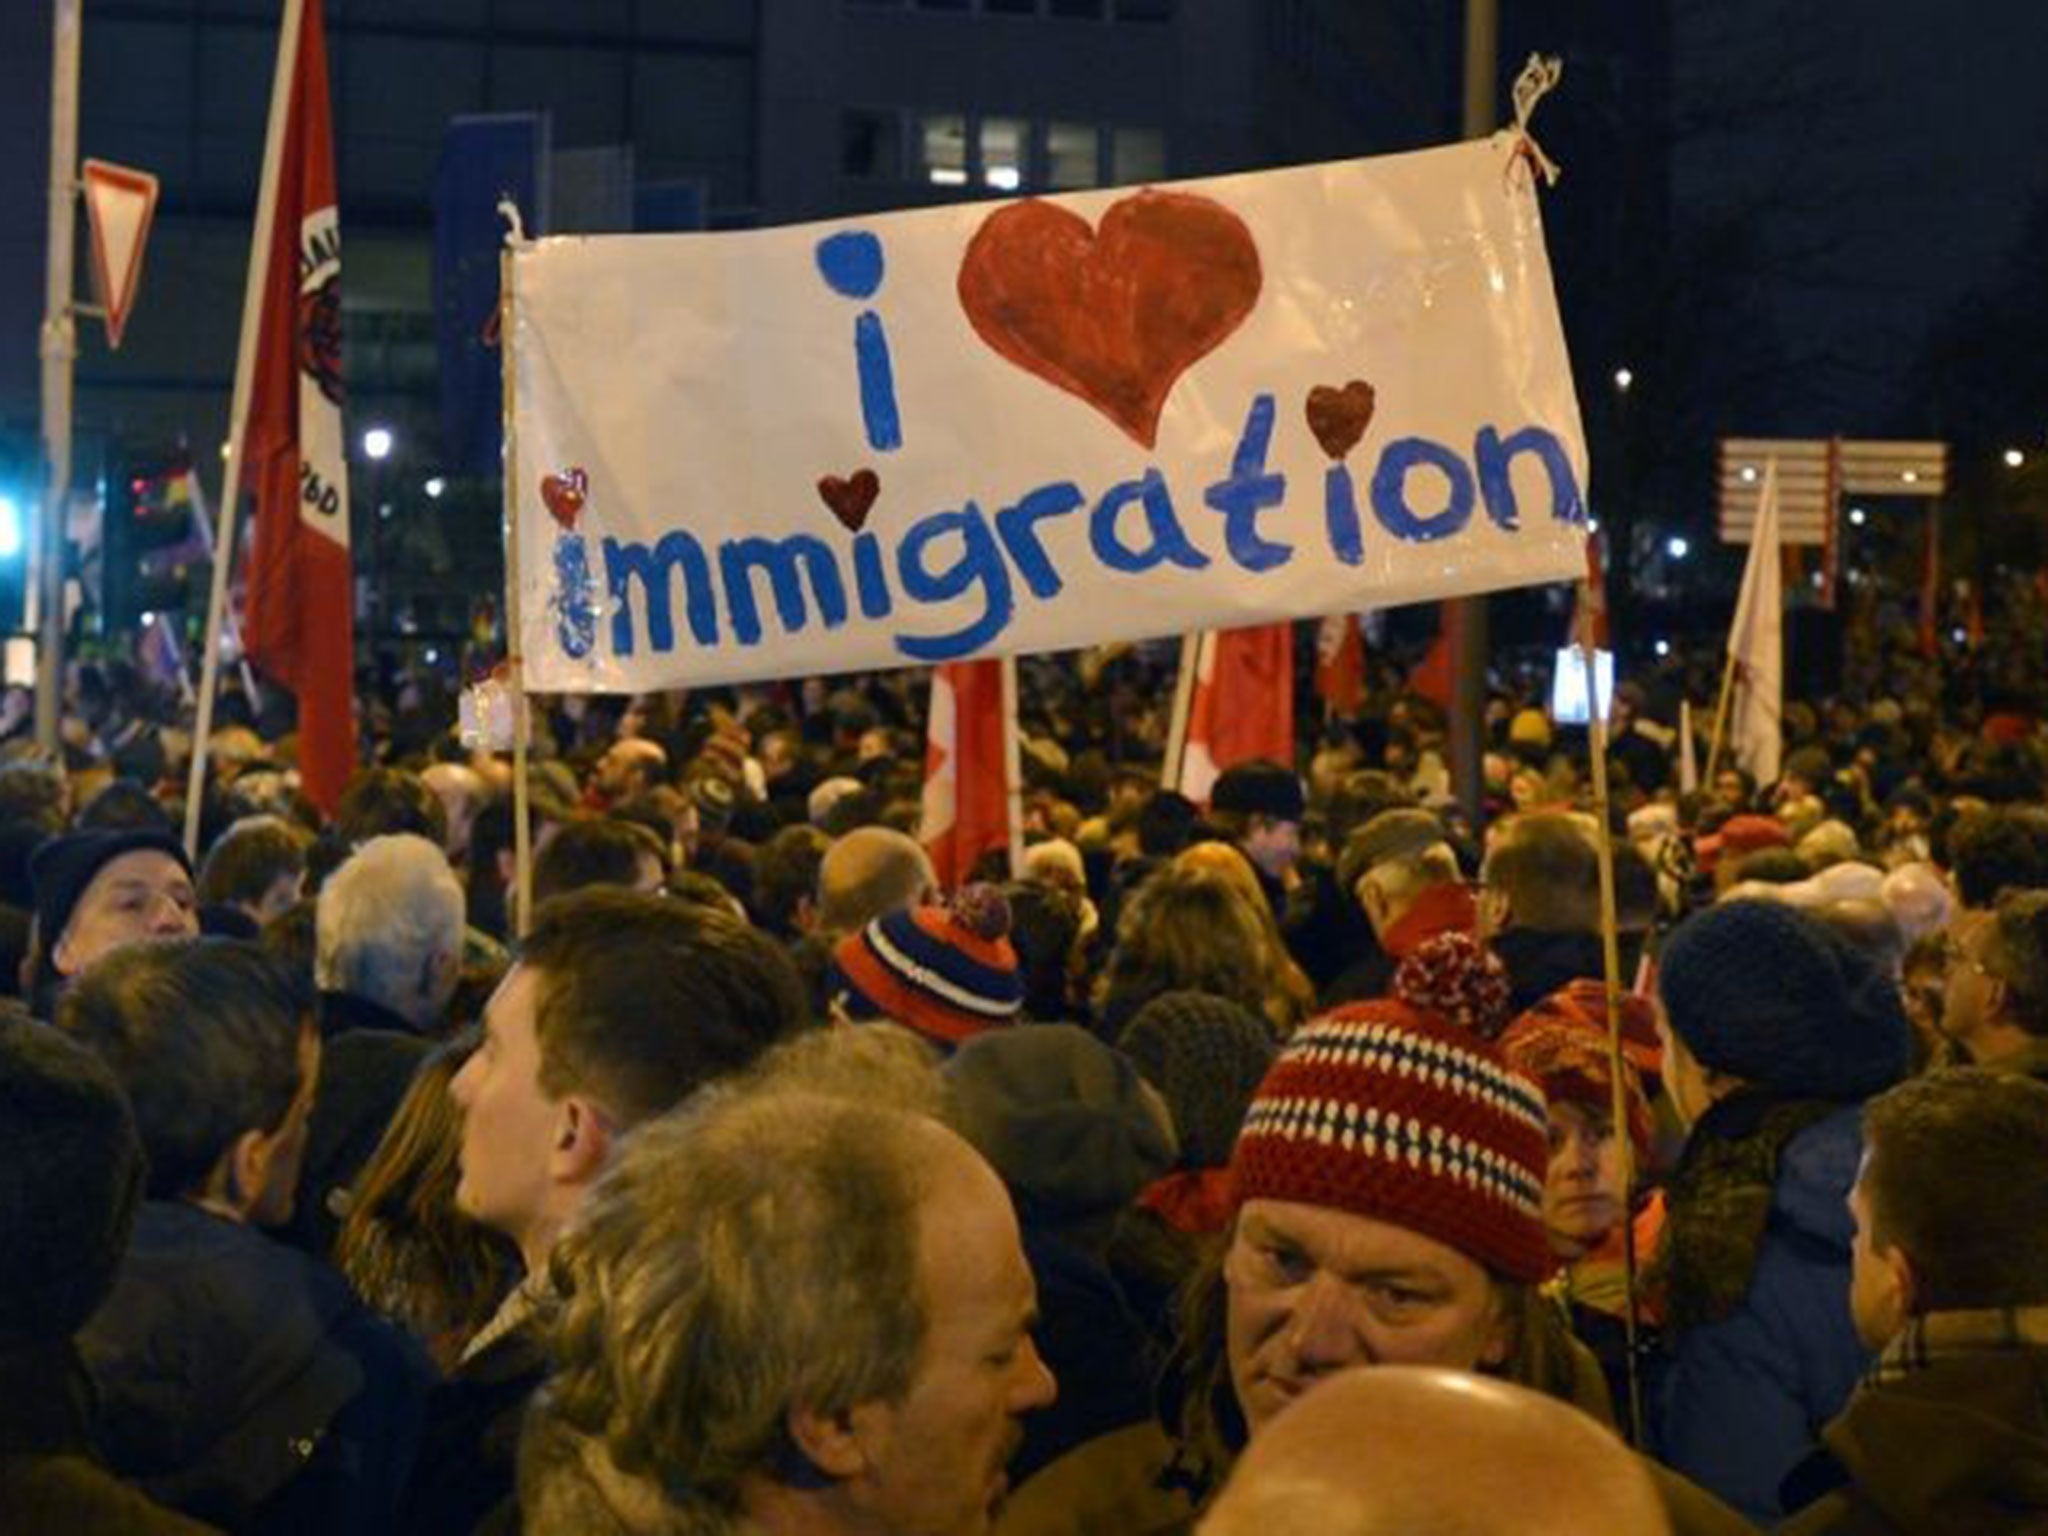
[1938,886,2048,1080]
[520,1085,1057,1535]
[1197,1367,1673,1536]
[27,826,198,1014]
[1779,1069,2048,1533]
[1093,863,1276,1039]
[66,938,433,1532]
[197,813,310,928]
[0,1011,218,1533]
[1326,805,1474,1004]
[832,884,1024,1049]
[1479,812,1607,1010]
[1651,899,1913,1520]
[403,888,811,1533]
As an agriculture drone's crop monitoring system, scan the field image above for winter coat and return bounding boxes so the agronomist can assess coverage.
[1491,925,1608,1014]
[77,1200,433,1534]
[1778,1309,2048,1535]
[0,1337,221,1535]
[1653,1098,1872,1523]
[397,1286,548,1536]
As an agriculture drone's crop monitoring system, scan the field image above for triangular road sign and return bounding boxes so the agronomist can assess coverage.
[82,159,160,351]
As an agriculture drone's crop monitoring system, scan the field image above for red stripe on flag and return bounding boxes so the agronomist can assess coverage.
[921,659,1009,889]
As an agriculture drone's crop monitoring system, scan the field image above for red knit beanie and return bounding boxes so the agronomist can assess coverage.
[1232,999,1552,1284]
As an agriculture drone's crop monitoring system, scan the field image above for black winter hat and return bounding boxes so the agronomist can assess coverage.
[1658,899,1911,1101]
[1118,990,1276,1170]
[945,1024,1176,1222]
[1210,760,1306,823]
[0,1013,144,1340]
[30,828,191,953]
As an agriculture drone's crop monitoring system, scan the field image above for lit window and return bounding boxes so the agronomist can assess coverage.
[918,113,968,186]
[1111,126,1165,184]
[1046,122,1099,189]
[980,118,1027,190]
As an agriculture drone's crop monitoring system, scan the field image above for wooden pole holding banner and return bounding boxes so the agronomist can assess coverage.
[1000,655,1025,880]
[186,0,307,859]
[1577,597,1646,1446]
[1161,631,1202,791]
[498,201,534,938]
[1702,645,1740,792]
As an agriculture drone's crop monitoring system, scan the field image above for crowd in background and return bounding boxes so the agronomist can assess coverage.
[6,583,2048,1535]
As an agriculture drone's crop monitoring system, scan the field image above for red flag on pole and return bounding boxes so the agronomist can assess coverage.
[1178,622,1294,805]
[1314,613,1365,717]
[921,659,1010,889]
[1917,506,1940,659]
[241,0,355,815]
[1571,536,1609,651]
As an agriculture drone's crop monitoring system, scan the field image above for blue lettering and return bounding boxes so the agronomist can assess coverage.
[854,312,903,452]
[1091,470,1210,575]
[1370,438,1475,544]
[552,534,597,657]
[719,534,849,646]
[853,530,893,619]
[1324,463,1363,566]
[1204,393,1292,573]
[1474,424,1584,530]
[893,503,1014,663]
[604,532,718,655]
[996,481,1085,599]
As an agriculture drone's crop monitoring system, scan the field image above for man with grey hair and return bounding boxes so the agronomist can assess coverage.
[522,1083,1056,1536]
[288,833,465,1258]
[1323,808,1473,1005]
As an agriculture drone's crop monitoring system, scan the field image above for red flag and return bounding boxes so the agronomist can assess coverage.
[241,0,355,815]
[1314,613,1365,717]
[1408,625,1453,712]
[1178,623,1294,805]
[921,659,1010,889]
[1917,507,1940,659]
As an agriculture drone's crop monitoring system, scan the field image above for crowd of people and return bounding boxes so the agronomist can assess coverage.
[4,613,2048,1534]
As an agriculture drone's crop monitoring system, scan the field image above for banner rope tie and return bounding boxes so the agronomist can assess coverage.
[1509,53,1565,189]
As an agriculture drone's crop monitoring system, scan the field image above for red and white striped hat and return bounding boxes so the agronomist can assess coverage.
[1231,999,1552,1284]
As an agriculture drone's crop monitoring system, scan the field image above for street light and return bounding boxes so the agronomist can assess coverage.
[1613,366,1634,392]
[1666,535,1690,560]
[362,427,394,461]
[2006,448,2025,468]
[424,476,446,500]
[1848,506,1867,526]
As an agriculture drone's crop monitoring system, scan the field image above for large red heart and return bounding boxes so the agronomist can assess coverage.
[541,468,587,532]
[817,469,880,533]
[957,190,1263,450]
[1306,380,1377,461]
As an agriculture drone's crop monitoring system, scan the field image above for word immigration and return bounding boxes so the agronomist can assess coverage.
[565,398,1582,668]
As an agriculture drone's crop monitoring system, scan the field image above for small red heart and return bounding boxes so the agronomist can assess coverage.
[817,469,881,533]
[541,468,588,532]
[1305,381,1377,461]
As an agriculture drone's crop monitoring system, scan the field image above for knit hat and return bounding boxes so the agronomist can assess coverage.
[30,828,191,953]
[1693,813,1789,875]
[1210,760,1306,823]
[1118,990,1276,1170]
[0,1013,145,1340]
[946,1024,1176,1222]
[1232,1000,1552,1283]
[833,884,1023,1048]
[1657,899,1911,1100]
[1508,708,1553,752]
[1507,977,1662,1083]
[1500,991,1655,1164]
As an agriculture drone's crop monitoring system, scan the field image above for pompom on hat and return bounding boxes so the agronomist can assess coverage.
[1231,997,1552,1285]
[833,884,1023,1049]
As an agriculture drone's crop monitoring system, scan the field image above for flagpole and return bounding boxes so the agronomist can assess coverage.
[1577,593,1644,1445]
[185,0,306,859]
[1702,647,1739,792]
[498,202,534,938]
[36,0,82,755]
[1161,631,1201,792]
[1000,655,1024,881]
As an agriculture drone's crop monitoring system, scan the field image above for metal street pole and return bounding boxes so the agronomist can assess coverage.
[1446,0,1497,818]
[36,0,82,754]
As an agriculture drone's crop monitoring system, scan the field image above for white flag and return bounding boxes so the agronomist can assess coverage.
[1726,459,1783,787]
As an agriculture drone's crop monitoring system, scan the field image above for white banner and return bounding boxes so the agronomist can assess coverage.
[511,135,1589,692]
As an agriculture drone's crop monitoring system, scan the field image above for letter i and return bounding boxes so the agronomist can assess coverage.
[1325,463,1364,567]
[815,230,903,452]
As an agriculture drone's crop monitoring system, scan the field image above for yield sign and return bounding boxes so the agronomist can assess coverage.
[81,159,160,351]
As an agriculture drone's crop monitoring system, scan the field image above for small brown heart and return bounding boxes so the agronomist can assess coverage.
[817,469,880,533]
[541,468,588,532]
[1306,380,1377,461]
